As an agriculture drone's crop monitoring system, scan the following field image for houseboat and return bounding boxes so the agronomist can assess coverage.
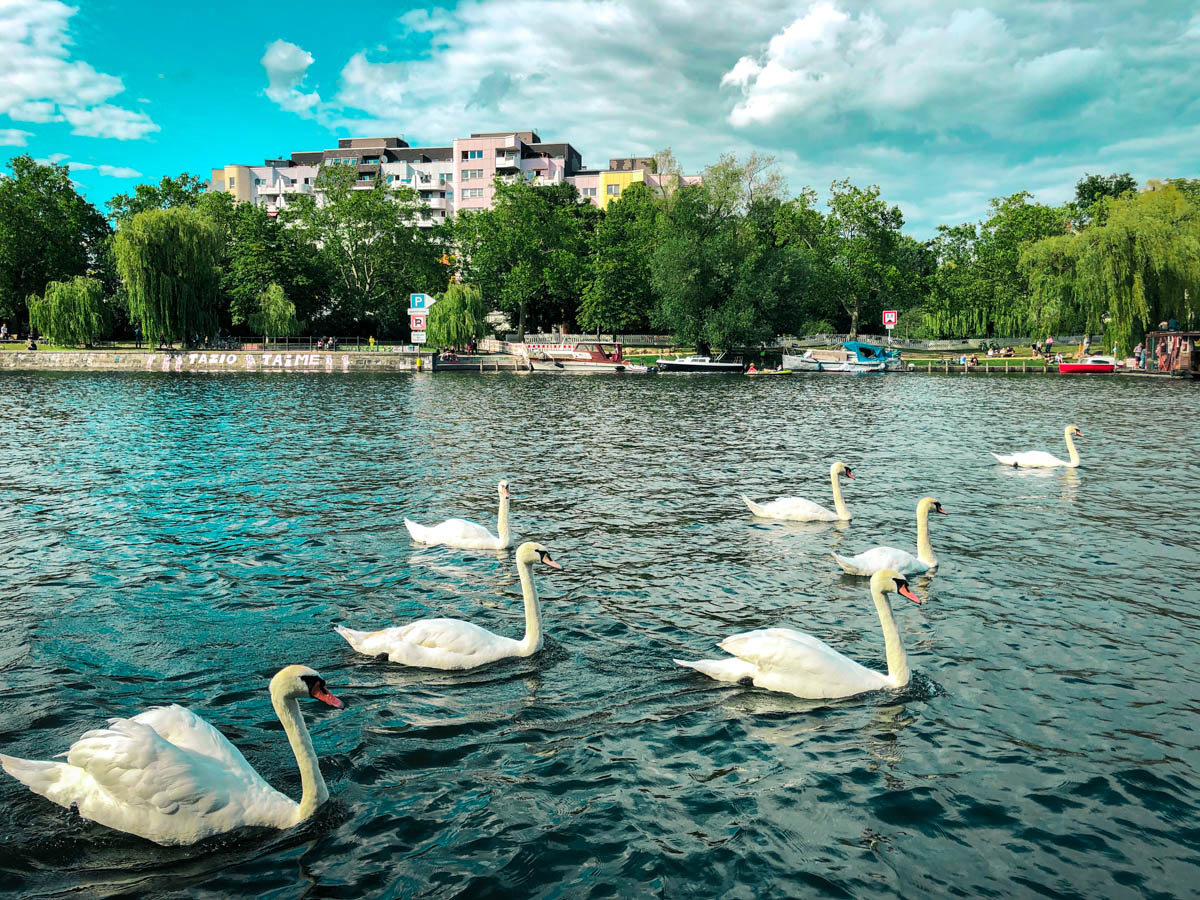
[782,341,904,373]
[1143,331,1199,378]
[525,342,652,374]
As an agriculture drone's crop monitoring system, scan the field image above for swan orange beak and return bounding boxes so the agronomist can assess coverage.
[501,485,511,499]
[312,686,344,709]
[844,470,855,479]
[541,554,563,570]
[1074,429,1083,437]
[898,584,922,605]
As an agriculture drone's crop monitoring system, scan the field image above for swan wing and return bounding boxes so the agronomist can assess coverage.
[993,450,1068,468]
[405,518,501,549]
[719,628,888,698]
[338,618,516,669]
[744,496,836,521]
[833,547,927,576]
[131,706,260,779]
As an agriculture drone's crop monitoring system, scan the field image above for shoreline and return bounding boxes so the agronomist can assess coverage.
[0,348,433,374]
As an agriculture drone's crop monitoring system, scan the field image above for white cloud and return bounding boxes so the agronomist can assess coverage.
[261,39,321,116]
[36,154,141,177]
[60,104,159,140]
[0,0,158,140]
[0,127,33,145]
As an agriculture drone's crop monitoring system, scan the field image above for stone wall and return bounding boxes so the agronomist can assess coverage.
[0,349,433,374]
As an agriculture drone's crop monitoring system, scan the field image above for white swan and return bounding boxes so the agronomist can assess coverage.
[0,666,343,846]
[674,570,923,699]
[405,480,511,550]
[992,424,1083,468]
[832,497,946,576]
[335,541,561,669]
[742,461,854,522]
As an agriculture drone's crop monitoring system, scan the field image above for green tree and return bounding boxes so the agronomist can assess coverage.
[285,164,443,334]
[29,276,108,346]
[579,181,657,336]
[427,282,488,348]
[113,207,223,347]
[248,282,300,339]
[108,174,206,224]
[1022,184,1200,352]
[0,155,111,326]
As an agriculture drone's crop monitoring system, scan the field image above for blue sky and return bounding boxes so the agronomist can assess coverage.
[2,0,1197,235]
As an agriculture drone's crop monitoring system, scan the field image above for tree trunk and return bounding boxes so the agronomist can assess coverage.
[516,301,527,342]
[849,303,860,339]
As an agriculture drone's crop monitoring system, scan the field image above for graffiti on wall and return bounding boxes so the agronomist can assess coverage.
[145,352,352,373]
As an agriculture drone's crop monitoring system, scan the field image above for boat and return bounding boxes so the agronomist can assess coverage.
[746,368,791,377]
[656,352,744,373]
[525,342,652,373]
[782,341,903,373]
[1057,355,1119,374]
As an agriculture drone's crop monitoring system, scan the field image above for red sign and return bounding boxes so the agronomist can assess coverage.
[409,313,426,330]
[882,310,898,326]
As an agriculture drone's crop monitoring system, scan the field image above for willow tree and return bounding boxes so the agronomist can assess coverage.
[427,283,487,348]
[114,207,222,347]
[29,276,107,346]
[248,282,300,341]
[1021,185,1200,351]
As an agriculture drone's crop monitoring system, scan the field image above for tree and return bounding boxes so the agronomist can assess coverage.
[248,282,300,340]
[1022,184,1200,352]
[0,155,110,326]
[427,283,488,348]
[113,208,223,347]
[285,164,444,335]
[108,174,205,224]
[456,179,593,340]
[579,181,657,336]
[29,276,107,345]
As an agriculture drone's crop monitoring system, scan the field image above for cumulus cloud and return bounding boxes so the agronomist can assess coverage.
[35,154,141,177]
[261,39,322,115]
[0,127,33,145]
[260,0,1200,235]
[0,0,158,139]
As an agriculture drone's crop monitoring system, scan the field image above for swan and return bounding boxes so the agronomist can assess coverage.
[335,541,561,670]
[992,424,1083,468]
[405,480,511,550]
[741,461,854,522]
[832,497,946,576]
[674,570,923,699]
[0,666,343,846]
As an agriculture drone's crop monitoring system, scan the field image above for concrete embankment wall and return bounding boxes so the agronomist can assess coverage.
[0,349,433,374]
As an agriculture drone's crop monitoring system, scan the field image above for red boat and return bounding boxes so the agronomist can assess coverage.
[1057,355,1118,374]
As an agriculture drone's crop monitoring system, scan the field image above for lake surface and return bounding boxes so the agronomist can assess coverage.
[0,369,1198,899]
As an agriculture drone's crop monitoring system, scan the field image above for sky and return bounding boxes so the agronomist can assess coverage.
[1,0,1197,236]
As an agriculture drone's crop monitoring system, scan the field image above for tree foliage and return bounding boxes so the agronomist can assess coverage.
[29,276,108,345]
[108,173,205,224]
[579,181,657,335]
[248,282,300,338]
[113,207,222,347]
[0,155,110,325]
[427,283,488,347]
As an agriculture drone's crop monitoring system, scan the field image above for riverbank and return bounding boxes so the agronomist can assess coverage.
[0,348,432,373]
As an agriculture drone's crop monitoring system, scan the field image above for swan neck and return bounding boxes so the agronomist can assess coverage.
[830,468,850,520]
[271,690,327,825]
[1064,429,1080,467]
[497,495,511,545]
[916,503,936,565]
[516,557,543,656]
[872,584,910,687]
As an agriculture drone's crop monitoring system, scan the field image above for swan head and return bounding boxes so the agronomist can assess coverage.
[498,480,511,500]
[516,540,562,570]
[270,665,345,709]
[918,497,947,515]
[1065,424,1083,438]
[832,461,854,480]
[871,569,922,605]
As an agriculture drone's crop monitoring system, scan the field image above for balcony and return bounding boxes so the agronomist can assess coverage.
[494,153,521,171]
[424,196,448,210]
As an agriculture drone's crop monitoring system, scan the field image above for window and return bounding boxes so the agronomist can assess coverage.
[229,177,235,187]
[463,168,483,180]
[441,173,452,182]
[606,184,621,196]
[254,178,265,185]
[581,187,597,197]
[358,173,372,181]
[459,149,483,160]
[303,178,312,185]
[461,188,484,200]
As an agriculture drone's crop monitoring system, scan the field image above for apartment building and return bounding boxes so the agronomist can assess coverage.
[209,131,696,223]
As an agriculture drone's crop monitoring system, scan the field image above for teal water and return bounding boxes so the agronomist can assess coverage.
[0,370,1198,898]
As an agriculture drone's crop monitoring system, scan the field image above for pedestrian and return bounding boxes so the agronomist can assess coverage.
[1045,335,1054,356]
[134,324,141,349]
[0,322,7,341]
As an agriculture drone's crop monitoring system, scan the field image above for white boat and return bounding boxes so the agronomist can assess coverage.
[525,342,651,373]
[782,341,904,373]
[656,353,743,373]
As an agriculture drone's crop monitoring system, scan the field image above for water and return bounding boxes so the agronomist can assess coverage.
[0,370,1198,899]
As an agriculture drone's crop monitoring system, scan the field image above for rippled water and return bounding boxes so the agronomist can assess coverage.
[0,370,1198,898]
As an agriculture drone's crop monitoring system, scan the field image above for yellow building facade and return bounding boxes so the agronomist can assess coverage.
[597,169,645,210]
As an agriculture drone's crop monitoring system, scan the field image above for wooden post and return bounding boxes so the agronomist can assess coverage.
[944,359,949,373]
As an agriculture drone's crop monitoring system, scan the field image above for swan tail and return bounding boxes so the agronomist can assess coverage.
[831,552,864,575]
[991,453,1017,467]
[674,658,758,684]
[0,754,76,804]
[741,495,769,517]
[404,518,433,543]
[334,624,371,654]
